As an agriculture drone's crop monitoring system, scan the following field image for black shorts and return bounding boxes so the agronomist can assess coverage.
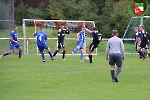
[109,53,122,68]
[58,42,65,49]
[89,43,98,52]
[140,43,147,48]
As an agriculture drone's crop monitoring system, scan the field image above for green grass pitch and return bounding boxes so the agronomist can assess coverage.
[0,55,150,100]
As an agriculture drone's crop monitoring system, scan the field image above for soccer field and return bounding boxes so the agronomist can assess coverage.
[0,55,150,100]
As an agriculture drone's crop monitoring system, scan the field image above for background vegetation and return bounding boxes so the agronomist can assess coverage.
[14,0,150,38]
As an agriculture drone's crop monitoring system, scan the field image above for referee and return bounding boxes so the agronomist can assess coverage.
[106,30,125,82]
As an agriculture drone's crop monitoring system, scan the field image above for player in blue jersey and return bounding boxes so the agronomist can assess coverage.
[33,27,54,62]
[136,30,146,60]
[1,25,22,58]
[134,27,142,59]
[72,27,85,61]
[139,25,150,57]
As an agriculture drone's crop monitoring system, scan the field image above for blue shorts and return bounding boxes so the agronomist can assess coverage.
[77,41,84,49]
[37,44,49,53]
[9,43,21,50]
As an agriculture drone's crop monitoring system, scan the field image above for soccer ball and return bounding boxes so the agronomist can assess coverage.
[85,56,89,62]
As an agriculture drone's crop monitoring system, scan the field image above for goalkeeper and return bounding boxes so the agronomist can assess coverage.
[53,24,70,60]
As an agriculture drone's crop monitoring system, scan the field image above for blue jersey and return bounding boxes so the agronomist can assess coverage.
[78,31,85,43]
[10,31,18,44]
[138,32,143,42]
[34,31,47,46]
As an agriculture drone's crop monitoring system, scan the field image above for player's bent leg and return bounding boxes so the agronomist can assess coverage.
[72,46,80,57]
[41,52,45,62]
[88,44,95,63]
[136,47,142,59]
[62,48,66,60]
[2,50,13,58]
[140,48,146,60]
[88,52,93,63]
[47,47,54,60]
[114,54,122,82]
[53,49,60,57]
[110,65,115,82]
[44,44,54,60]
[109,54,118,82]
[80,49,84,61]
[73,46,80,54]
[38,47,45,62]
[15,43,22,58]
[115,54,122,75]
[116,67,122,77]
[2,44,15,57]
[138,44,147,60]
[137,49,145,58]
[18,47,22,58]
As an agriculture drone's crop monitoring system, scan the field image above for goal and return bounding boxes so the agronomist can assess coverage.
[122,16,150,54]
[22,19,96,55]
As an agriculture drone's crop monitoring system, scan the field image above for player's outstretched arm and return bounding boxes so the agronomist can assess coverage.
[85,28,92,34]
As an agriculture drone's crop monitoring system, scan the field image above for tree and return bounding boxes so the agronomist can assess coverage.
[110,0,131,37]
[98,2,114,37]
[48,0,65,19]
[15,1,50,25]
[15,1,29,25]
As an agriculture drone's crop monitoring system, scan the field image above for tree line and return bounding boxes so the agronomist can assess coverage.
[14,0,150,38]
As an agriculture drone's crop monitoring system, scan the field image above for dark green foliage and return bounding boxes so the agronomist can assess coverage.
[15,1,50,25]
[14,0,150,38]
[98,2,114,37]
[15,1,30,25]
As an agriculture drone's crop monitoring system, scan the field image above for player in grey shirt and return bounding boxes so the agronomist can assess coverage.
[106,30,125,82]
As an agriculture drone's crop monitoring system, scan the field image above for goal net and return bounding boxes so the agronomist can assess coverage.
[22,19,96,55]
[122,16,150,54]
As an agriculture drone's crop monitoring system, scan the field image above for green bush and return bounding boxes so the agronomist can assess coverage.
[15,1,50,25]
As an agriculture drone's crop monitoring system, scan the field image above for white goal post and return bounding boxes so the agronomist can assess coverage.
[121,16,150,54]
[122,16,150,39]
[22,19,97,55]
